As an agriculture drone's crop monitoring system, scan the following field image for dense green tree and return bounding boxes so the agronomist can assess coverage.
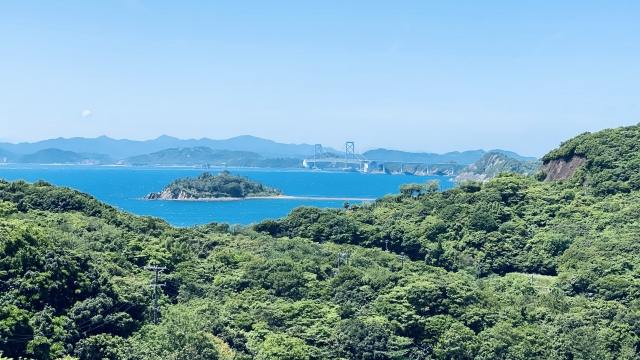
[257,333,309,360]
[146,171,282,199]
[3,124,640,358]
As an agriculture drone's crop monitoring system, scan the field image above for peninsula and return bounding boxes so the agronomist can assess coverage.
[144,170,283,200]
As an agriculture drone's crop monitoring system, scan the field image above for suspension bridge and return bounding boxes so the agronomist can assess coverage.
[302,142,468,175]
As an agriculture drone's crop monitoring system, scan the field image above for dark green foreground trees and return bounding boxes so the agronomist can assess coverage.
[3,124,640,359]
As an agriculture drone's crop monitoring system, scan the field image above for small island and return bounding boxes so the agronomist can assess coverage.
[144,170,283,200]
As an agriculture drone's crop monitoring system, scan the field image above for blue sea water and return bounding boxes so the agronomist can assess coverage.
[0,165,454,226]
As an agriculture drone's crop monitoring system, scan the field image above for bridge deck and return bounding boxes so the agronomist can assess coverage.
[304,158,468,166]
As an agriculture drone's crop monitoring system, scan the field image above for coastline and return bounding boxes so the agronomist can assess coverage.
[0,163,461,177]
[139,195,377,202]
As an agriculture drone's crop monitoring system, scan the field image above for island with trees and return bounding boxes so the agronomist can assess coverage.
[144,170,283,200]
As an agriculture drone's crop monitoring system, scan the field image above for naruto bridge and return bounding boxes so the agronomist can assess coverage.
[302,142,466,175]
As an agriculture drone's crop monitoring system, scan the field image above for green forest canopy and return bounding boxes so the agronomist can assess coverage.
[2,124,640,359]
[542,124,640,194]
[147,170,283,199]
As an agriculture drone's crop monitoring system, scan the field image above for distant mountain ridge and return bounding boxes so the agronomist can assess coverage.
[0,148,112,164]
[362,148,537,164]
[454,152,542,182]
[0,136,536,163]
[0,135,339,160]
[0,148,19,163]
[122,147,302,168]
[19,149,113,164]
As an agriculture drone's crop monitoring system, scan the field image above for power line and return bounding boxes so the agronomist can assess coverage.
[0,301,136,343]
[144,265,167,325]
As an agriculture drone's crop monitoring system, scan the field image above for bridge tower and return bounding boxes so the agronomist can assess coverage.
[345,142,355,169]
[345,142,355,159]
[313,144,323,167]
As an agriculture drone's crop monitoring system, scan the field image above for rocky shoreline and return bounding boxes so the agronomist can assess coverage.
[140,194,376,202]
[143,170,284,200]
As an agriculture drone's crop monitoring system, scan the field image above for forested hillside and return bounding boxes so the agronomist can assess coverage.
[0,148,112,165]
[145,171,282,199]
[454,152,541,182]
[2,124,640,359]
[122,147,302,168]
[18,149,113,165]
[362,149,536,164]
[541,125,640,194]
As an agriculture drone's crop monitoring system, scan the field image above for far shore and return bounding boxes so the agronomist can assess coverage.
[139,195,377,202]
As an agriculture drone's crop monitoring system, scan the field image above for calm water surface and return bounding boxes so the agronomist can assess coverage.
[0,165,454,226]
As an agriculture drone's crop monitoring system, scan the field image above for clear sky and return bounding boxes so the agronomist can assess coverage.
[1,1,638,157]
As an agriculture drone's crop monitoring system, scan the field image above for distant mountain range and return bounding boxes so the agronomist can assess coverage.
[0,148,17,163]
[0,135,338,160]
[122,147,301,168]
[0,135,538,166]
[0,148,112,164]
[362,148,537,164]
[20,149,112,164]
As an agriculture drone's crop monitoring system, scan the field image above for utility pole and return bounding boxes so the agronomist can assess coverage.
[584,175,589,196]
[476,259,484,280]
[399,252,405,269]
[339,252,350,267]
[384,240,389,252]
[144,265,166,325]
[336,253,350,276]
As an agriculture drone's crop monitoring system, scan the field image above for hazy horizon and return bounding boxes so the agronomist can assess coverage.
[0,133,542,158]
[1,1,639,157]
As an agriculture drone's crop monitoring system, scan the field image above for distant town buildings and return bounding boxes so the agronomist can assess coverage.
[80,158,101,165]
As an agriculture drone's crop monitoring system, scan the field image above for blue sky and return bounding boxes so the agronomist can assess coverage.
[0,1,638,157]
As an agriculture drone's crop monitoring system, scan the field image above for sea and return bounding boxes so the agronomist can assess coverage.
[0,165,455,226]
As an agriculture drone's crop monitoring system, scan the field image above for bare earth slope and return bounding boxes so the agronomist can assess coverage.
[540,156,586,182]
[540,123,640,194]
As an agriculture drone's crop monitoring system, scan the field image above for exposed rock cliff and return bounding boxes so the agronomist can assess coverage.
[540,156,586,182]
[538,124,640,194]
[455,152,541,182]
[145,188,196,200]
